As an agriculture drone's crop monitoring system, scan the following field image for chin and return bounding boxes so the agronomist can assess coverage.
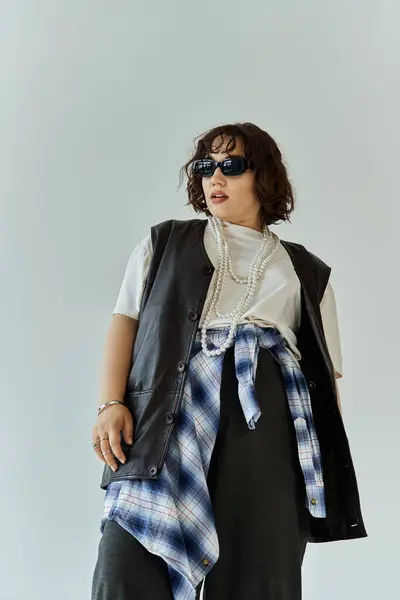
[208,203,232,220]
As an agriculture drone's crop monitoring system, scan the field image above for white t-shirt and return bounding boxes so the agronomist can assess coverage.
[113,221,343,377]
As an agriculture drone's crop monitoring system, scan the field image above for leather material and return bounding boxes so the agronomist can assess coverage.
[100,218,367,543]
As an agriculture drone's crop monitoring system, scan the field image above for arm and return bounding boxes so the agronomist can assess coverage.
[335,373,342,416]
[98,235,151,404]
[320,281,343,417]
[98,314,139,407]
[92,314,138,471]
[93,237,150,470]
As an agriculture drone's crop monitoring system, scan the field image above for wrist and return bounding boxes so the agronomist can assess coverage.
[97,398,125,416]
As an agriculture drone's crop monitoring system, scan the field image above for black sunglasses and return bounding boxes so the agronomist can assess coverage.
[192,156,250,177]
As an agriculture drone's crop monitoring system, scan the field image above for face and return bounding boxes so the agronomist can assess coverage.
[201,135,262,231]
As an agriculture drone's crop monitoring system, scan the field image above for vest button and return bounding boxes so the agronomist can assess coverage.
[148,465,158,476]
[165,412,175,424]
[177,361,186,373]
[202,266,213,275]
[188,309,198,321]
[308,381,317,391]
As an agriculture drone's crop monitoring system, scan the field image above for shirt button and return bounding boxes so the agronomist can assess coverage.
[308,381,317,391]
[177,361,186,373]
[202,558,209,566]
[311,498,317,505]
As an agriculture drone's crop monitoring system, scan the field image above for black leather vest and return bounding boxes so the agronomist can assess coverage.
[100,218,367,543]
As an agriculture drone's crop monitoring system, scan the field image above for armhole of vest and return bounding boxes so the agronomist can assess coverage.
[139,220,173,315]
[320,266,332,304]
[296,242,332,305]
[150,219,173,250]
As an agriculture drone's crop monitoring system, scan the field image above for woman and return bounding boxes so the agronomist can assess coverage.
[91,122,366,600]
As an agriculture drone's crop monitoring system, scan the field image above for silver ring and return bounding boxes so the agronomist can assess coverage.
[102,450,113,456]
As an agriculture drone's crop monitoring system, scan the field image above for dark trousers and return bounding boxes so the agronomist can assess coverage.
[91,347,310,600]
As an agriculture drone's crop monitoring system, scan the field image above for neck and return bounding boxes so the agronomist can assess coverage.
[219,216,264,233]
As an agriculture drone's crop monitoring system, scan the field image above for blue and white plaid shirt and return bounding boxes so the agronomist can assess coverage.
[101,324,326,600]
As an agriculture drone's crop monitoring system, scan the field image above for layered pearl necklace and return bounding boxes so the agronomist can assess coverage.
[201,216,280,357]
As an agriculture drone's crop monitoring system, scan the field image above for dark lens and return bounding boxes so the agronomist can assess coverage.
[221,156,247,176]
[193,159,214,177]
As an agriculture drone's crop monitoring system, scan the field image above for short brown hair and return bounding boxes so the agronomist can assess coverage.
[179,122,295,226]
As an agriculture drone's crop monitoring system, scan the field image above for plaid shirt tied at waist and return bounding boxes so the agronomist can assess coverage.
[101,324,326,600]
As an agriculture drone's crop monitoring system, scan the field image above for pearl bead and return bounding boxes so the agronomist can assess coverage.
[201,216,280,356]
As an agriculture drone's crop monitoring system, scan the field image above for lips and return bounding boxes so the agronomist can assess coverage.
[211,192,229,204]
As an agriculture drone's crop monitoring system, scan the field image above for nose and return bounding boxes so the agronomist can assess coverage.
[210,166,226,184]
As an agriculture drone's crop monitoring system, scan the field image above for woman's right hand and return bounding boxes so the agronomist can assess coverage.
[92,404,134,472]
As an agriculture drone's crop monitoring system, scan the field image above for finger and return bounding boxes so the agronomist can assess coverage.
[98,435,119,472]
[93,444,107,464]
[108,428,126,465]
[92,430,106,464]
[122,415,134,445]
[101,449,118,471]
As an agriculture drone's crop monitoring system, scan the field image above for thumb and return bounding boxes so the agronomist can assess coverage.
[123,417,134,445]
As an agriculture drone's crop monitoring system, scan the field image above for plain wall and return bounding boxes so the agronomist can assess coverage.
[0,1,399,599]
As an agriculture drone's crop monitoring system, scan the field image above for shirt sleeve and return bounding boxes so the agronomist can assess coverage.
[320,280,343,378]
[112,233,153,320]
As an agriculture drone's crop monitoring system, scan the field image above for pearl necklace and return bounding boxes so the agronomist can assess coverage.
[201,216,280,356]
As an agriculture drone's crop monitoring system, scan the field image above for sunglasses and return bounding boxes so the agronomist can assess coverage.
[192,156,250,177]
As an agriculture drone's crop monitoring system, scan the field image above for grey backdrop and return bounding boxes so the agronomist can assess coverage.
[1,2,399,599]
